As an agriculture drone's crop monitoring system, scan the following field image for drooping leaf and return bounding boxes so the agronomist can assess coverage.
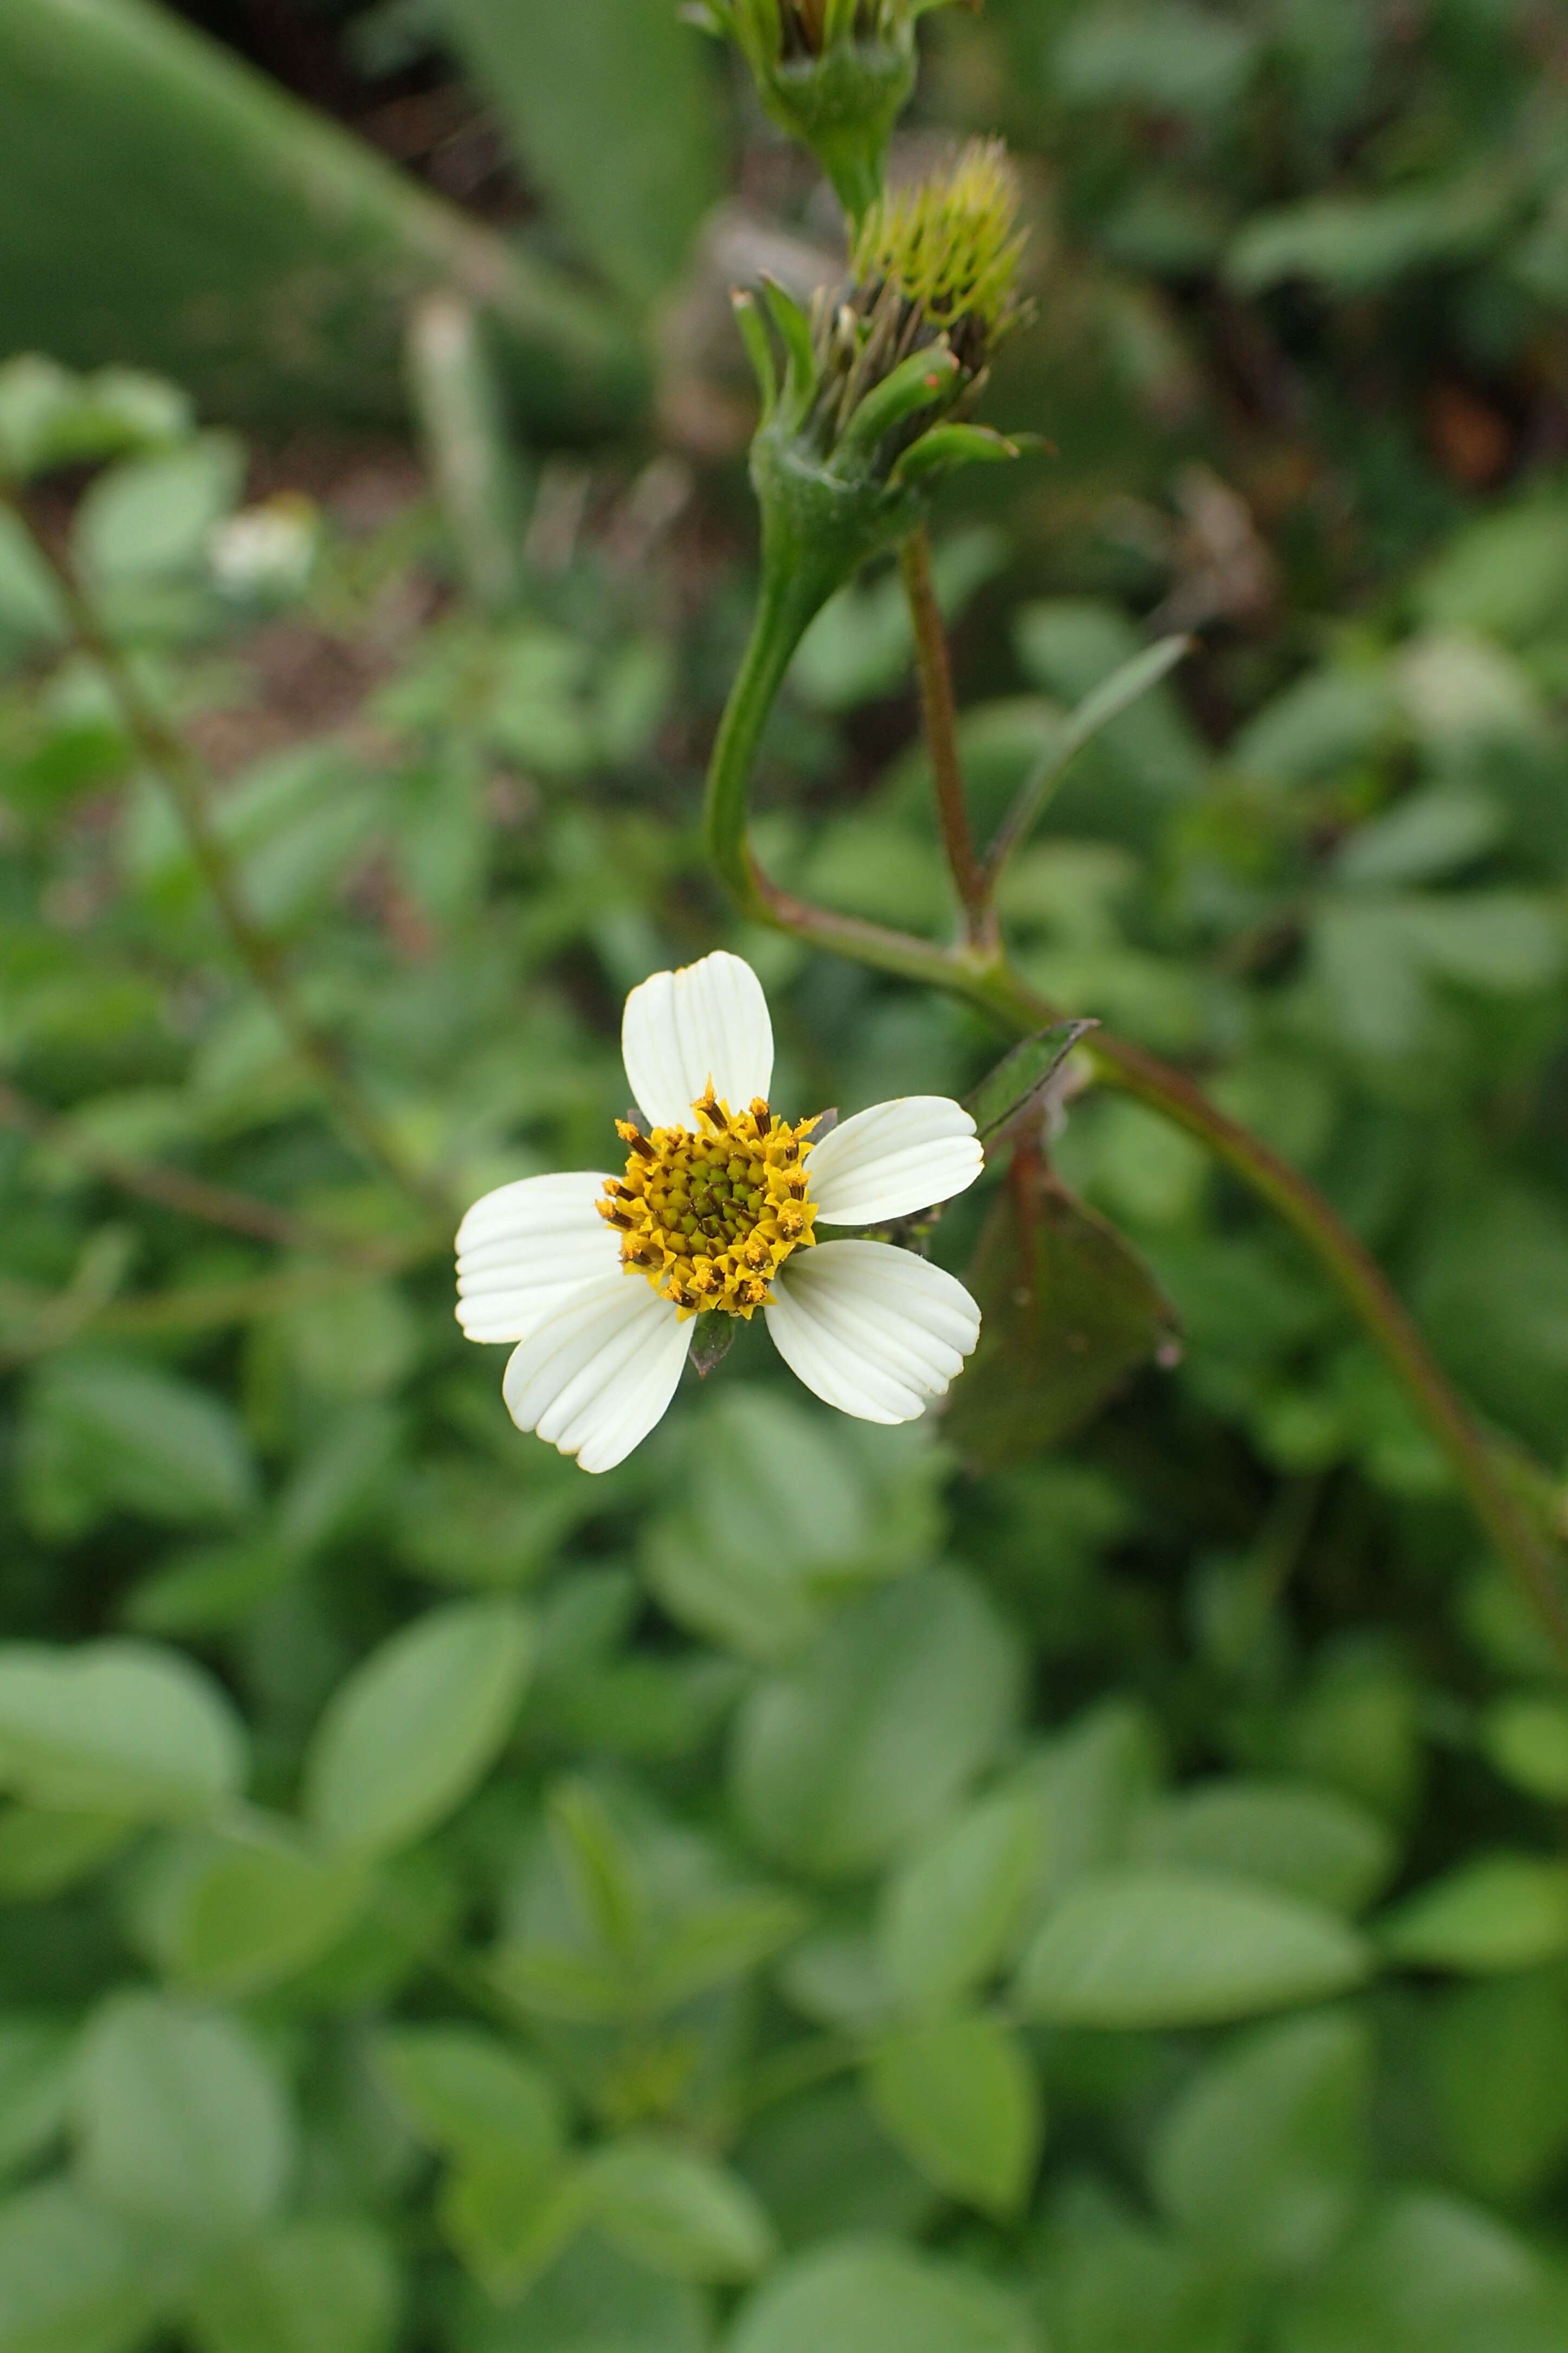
[945,1151,1180,1469]
[963,1025,1095,1144]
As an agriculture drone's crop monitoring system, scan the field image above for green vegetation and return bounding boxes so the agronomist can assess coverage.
[3,3,1568,2350]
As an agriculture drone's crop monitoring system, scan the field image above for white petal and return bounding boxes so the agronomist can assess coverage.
[765,1240,980,1425]
[621,950,773,1129]
[455,1171,620,1343]
[502,1273,693,1474]
[808,1096,984,1227]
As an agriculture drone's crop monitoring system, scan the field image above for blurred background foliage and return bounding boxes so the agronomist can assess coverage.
[4,2,1568,2350]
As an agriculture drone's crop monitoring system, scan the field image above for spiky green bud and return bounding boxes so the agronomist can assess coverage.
[684,0,977,222]
[731,139,1031,647]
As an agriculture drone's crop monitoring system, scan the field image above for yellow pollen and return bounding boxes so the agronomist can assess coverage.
[599,1092,820,1319]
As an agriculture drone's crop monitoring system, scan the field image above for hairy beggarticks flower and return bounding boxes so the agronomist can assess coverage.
[456,952,983,1471]
[686,0,976,221]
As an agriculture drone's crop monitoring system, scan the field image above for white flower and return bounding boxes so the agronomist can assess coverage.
[455,951,984,1473]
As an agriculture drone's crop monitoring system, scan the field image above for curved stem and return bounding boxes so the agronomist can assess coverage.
[702,642,1568,1672]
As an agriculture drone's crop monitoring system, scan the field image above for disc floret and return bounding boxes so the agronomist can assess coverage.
[598,1089,821,1317]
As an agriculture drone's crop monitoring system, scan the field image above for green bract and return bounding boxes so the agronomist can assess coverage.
[685,0,972,220]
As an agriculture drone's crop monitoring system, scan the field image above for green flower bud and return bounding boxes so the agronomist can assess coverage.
[732,139,1031,634]
[685,0,977,222]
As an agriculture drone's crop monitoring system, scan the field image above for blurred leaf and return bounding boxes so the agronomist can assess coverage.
[1228,179,1508,295]
[1150,2011,1370,2274]
[1377,1854,1568,1974]
[452,2235,707,2353]
[729,2238,1034,2353]
[1425,1973,1568,2202]
[0,0,644,433]
[1275,2189,1568,2353]
[1416,499,1568,645]
[0,1808,137,1902]
[74,434,243,589]
[946,1153,1180,1470]
[377,2028,563,2164]
[791,530,1007,715]
[185,2220,398,2353]
[582,2139,775,2283]
[1017,1870,1371,2028]
[0,352,191,482]
[644,1891,809,2009]
[441,2157,586,2303]
[1334,788,1502,889]
[437,0,721,306]
[731,1568,1019,1879]
[734,2086,938,2252]
[162,1821,369,1998]
[0,2177,172,2353]
[866,2016,1041,2218]
[20,1355,259,1535]
[0,1641,246,1822]
[304,1600,534,1858]
[879,1788,1045,2018]
[74,1991,293,2240]
[1053,4,1260,115]
[1482,1696,1568,1802]
[0,2021,75,2178]
[1130,1780,1396,1915]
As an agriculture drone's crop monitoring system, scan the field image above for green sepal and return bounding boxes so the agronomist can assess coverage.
[731,291,778,417]
[890,421,1022,487]
[758,277,818,425]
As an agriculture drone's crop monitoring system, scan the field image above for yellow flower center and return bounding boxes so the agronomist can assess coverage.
[597,1088,819,1319]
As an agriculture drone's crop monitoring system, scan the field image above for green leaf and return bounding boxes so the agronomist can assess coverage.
[729,2239,1035,2353]
[376,2028,563,2165]
[453,2235,707,2353]
[879,1789,1044,2017]
[185,2220,398,2353]
[1275,2189,1568,2353]
[731,1569,1020,1879]
[1481,1696,1568,1802]
[0,352,191,483]
[1377,1854,1568,1973]
[964,1025,1094,1144]
[0,2019,75,2177]
[866,2016,1041,2217]
[0,0,644,436]
[74,1991,294,2241]
[1425,1975,1568,2201]
[0,2178,172,2353]
[440,2157,586,2302]
[0,1807,137,1901]
[21,1355,259,1533]
[1017,1870,1371,2029]
[0,1641,246,1822]
[945,1156,1180,1470]
[643,1891,810,2009]
[74,434,243,588]
[1131,1780,1396,1915]
[162,1821,369,1998]
[582,2139,775,2283]
[304,1600,534,1857]
[1150,2011,1371,2274]
[438,0,721,305]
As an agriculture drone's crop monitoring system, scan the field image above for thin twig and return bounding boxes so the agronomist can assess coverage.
[900,526,997,951]
[0,1079,382,1258]
[1,485,453,1227]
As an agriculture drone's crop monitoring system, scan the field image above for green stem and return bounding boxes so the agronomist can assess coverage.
[701,631,1568,1674]
[5,487,452,1226]
[900,526,996,950]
